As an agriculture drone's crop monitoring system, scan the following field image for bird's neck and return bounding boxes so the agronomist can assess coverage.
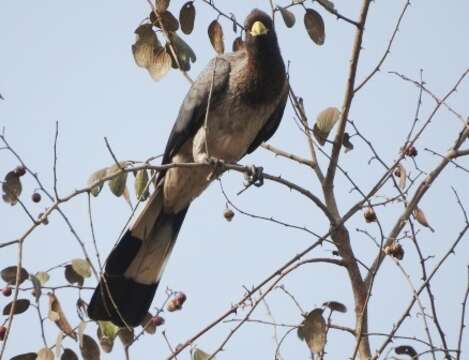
[243,42,286,105]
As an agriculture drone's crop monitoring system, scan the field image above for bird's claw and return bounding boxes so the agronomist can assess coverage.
[244,165,264,187]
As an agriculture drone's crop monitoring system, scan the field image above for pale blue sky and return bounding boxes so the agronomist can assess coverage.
[1,0,468,359]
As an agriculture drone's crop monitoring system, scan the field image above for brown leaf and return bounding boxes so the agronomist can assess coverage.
[151,10,179,32]
[148,47,172,81]
[297,309,326,355]
[1,266,29,285]
[317,0,336,12]
[61,349,79,360]
[208,20,224,54]
[413,207,435,232]
[80,334,100,360]
[29,274,42,301]
[395,345,418,358]
[117,328,134,347]
[48,293,76,339]
[36,348,54,360]
[156,0,170,13]
[179,1,195,34]
[2,170,22,205]
[304,8,325,45]
[322,301,347,313]
[232,36,244,52]
[132,24,161,68]
[140,313,157,334]
[342,132,354,153]
[384,242,404,260]
[168,32,197,70]
[279,6,296,28]
[64,264,84,287]
[3,299,30,315]
[395,163,407,190]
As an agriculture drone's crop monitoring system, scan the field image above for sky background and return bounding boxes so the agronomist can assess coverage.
[1,0,468,359]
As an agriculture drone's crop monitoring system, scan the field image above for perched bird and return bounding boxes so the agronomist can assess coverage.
[88,9,287,327]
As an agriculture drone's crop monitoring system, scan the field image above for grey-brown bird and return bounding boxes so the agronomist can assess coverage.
[88,9,287,327]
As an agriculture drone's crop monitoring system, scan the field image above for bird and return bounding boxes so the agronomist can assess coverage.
[88,8,288,327]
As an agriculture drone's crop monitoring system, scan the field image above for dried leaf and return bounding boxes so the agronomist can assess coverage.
[55,332,64,358]
[10,353,37,360]
[156,0,170,13]
[132,24,161,68]
[48,293,76,339]
[35,271,50,286]
[99,336,114,353]
[36,348,54,360]
[304,9,325,45]
[3,299,30,315]
[61,348,79,360]
[413,207,435,232]
[342,132,354,153]
[117,328,134,347]
[384,242,404,260]
[168,32,196,70]
[230,13,238,33]
[313,107,340,145]
[87,168,108,197]
[107,164,128,197]
[1,266,29,285]
[323,301,347,313]
[232,36,244,52]
[77,298,87,321]
[151,10,179,32]
[140,313,156,334]
[64,265,84,287]
[192,348,215,360]
[135,169,150,201]
[148,47,172,81]
[317,0,336,12]
[71,259,91,278]
[395,345,418,358]
[279,6,296,28]
[78,320,87,344]
[179,1,195,34]
[297,309,326,355]
[395,163,407,190]
[208,20,224,54]
[80,334,100,360]
[2,171,22,205]
[29,274,42,301]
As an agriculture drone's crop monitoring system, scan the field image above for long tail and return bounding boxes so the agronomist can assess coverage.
[88,186,188,327]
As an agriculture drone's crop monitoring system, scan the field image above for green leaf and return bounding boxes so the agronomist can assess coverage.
[2,171,22,205]
[87,168,108,197]
[192,348,215,360]
[71,259,92,278]
[98,321,119,340]
[3,299,30,315]
[35,271,50,285]
[1,266,29,285]
[135,169,150,201]
[107,164,128,197]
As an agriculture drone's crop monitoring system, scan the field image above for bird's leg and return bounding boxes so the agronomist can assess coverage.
[206,156,225,181]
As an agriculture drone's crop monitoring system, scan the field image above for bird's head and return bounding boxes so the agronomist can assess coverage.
[244,9,277,47]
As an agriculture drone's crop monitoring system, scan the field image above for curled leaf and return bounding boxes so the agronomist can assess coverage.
[313,107,340,145]
[208,20,224,54]
[48,293,76,339]
[135,169,150,201]
[71,258,92,278]
[151,10,179,32]
[3,299,30,315]
[87,168,107,197]
[80,334,101,360]
[413,207,435,232]
[232,36,244,52]
[179,1,196,34]
[2,171,22,205]
[168,32,197,70]
[1,266,29,285]
[64,264,84,287]
[297,309,326,355]
[323,301,347,313]
[304,9,325,45]
[279,6,296,28]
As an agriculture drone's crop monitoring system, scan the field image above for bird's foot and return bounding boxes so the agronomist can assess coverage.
[205,156,224,181]
[244,165,264,188]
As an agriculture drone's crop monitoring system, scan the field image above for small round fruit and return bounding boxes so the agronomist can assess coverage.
[151,315,165,327]
[0,326,6,341]
[32,192,42,203]
[14,166,26,177]
[405,145,418,157]
[223,208,235,222]
[364,207,377,223]
[166,299,181,312]
[174,292,187,306]
[2,287,12,297]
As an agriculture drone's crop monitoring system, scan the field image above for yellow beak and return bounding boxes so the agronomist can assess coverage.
[250,21,269,37]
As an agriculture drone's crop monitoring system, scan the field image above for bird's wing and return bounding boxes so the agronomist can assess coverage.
[245,85,288,154]
[161,56,231,166]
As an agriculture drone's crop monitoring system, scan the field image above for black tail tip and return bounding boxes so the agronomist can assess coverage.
[88,274,158,327]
